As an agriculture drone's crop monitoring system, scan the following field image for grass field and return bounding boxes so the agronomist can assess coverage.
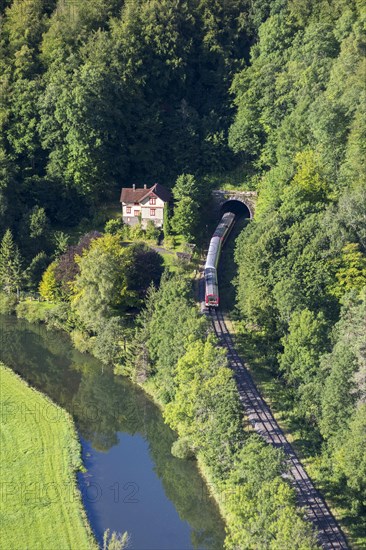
[0,364,96,550]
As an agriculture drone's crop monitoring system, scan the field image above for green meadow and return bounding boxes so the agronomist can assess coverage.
[0,363,96,550]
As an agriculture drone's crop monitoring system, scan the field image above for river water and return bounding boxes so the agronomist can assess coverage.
[0,315,225,549]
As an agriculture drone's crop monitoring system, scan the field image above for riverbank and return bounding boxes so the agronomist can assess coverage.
[0,314,226,548]
[1,286,317,549]
[0,363,96,550]
[1,295,233,546]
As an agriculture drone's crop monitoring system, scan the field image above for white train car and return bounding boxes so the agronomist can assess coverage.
[204,212,236,307]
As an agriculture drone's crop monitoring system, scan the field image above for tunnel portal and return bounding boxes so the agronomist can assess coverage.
[220,199,252,218]
[212,190,257,219]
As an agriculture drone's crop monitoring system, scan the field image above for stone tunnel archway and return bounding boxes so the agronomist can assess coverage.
[221,199,251,218]
[212,190,257,219]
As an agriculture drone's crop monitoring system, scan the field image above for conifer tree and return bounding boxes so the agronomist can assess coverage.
[163,204,171,238]
[0,229,23,295]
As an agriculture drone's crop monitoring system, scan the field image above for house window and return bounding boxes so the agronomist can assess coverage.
[149,197,156,205]
[126,206,131,214]
[150,208,156,217]
[134,210,139,217]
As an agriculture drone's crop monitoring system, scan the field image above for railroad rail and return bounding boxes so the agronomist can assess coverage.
[209,307,349,550]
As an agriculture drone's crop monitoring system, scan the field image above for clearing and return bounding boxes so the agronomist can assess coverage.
[0,363,96,550]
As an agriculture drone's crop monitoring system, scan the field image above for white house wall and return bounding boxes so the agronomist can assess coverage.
[122,195,165,228]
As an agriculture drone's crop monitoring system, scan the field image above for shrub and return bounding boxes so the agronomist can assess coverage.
[121,224,131,240]
[91,209,109,229]
[70,329,93,353]
[0,291,17,314]
[44,303,76,332]
[129,223,144,241]
[145,220,161,243]
[171,437,195,460]
[16,300,56,323]
[163,235,176,249]
[53,231,70,256]
[103,530,129,550]
[104,218,124,235]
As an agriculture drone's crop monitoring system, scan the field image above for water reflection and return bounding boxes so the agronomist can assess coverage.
[0,315,225,549]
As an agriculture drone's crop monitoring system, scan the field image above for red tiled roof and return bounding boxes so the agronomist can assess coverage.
[120,183,172,204]
[120,187,148,203]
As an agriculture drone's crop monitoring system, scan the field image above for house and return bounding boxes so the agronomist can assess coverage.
[120,183,172,228]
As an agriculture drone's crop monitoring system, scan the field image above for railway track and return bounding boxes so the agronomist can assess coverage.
[209,307,349,550]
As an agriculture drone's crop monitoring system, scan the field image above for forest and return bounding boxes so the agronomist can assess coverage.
[0,0,365,548]
[231,0,366,539]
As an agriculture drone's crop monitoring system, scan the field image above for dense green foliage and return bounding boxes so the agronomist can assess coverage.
[231,0,366,531]
[0,0,253,240]
[0,316,228,549]
[223,437,316,549]
[126,273,317,548]
[1,0,365,544]
[71,235,163,330]
[34,232,164,369]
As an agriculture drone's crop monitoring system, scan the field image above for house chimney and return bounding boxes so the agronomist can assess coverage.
[132,184,135,190]
[144,184,147,189]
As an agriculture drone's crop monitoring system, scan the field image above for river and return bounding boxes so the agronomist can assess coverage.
[0,314,225,549]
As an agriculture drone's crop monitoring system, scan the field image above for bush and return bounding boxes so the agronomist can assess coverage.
[41,302,73,331]
[103,529,129,550]
[16,300,56,323]
[0,291,17,314]
[163,235,176,249]
[129,223,144,241]
[171,437,195,460]
[70,329,93,353]
[104,218,124,235]
[121,224,131,240]
[53,231,70,256]
[145,220,161,243]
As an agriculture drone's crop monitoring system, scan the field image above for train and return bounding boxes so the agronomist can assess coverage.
[204,212,236,307]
